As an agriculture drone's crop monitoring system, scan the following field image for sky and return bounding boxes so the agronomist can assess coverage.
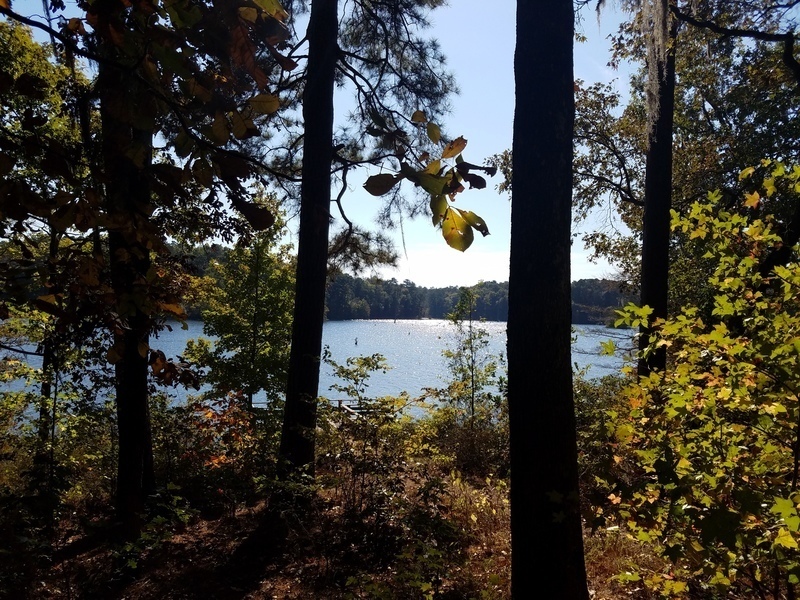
[6,0,633,288]
[325,1,632,288]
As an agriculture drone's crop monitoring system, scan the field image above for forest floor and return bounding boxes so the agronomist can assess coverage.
[20,494,656,600]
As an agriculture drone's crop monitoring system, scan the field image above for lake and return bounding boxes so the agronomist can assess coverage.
[151,319,634,403]
[3,319,633,405]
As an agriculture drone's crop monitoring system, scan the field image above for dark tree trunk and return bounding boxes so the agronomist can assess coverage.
[507,1,588,598]
[98,30,155,535]
[278,0,338,478]
[638,22,678,377]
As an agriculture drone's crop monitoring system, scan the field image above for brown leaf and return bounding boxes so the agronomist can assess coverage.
[230,21,269,89]
[266,42,298,71]
[441,136,467,159]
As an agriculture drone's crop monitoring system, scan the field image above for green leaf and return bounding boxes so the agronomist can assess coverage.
[771,497,800,532]
[400,162,447,196]
[699,509,740,551]
[411,110,427,123]
[460,210,490,236]
[430,195,448,227]
[441,207,474,252]
[363,173,401,196]
[600,340,616,356]
[426,122,441,144]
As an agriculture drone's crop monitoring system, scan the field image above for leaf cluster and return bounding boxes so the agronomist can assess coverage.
[603,167,800,596]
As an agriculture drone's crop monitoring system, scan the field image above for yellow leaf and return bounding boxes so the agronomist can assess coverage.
[441,206,474,252]
[158,302,187,320]
[739,166,756,180]
[441,136,467,159]
[410,110,427,123]
[247,93,280,115]
[423,159,441,175]
[775,527,798,549]
[253,0,289,21]
[764,177,777,197]
[744,191,760,209]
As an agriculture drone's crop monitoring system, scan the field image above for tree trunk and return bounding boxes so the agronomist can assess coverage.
[98,25,155,535]
[278,0,338,478]
[638,21,678,377]
[508,1,588,598]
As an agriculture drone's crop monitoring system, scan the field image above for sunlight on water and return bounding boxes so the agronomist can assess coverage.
[2,320,634,405]
[320,319,633,399]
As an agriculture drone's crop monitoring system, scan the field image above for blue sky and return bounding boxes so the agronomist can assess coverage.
[6,0,633,287]
[330,1,633,287]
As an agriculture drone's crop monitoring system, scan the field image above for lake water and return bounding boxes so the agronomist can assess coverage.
[4,320,634,404]
[153,319,634,402]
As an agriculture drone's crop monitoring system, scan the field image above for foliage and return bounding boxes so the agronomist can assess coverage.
[315,350,509,599]
[603,168,800,596]
[424,287,508,477]
[150,392,278,517]
[183,205,295,409]
[324,273,626,323]
[363,112,495,252]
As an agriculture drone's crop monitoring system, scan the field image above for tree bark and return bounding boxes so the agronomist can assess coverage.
[278,0,338,478]
[638,20,678,377]
[97,18,155,535]
[508,1,588,598]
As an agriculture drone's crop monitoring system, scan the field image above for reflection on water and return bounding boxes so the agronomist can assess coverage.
[320,320,633,399]
[2,319,634,405]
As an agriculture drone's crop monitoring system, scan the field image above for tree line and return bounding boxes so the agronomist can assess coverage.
[170,242,630,323]
[325,273,630,323]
